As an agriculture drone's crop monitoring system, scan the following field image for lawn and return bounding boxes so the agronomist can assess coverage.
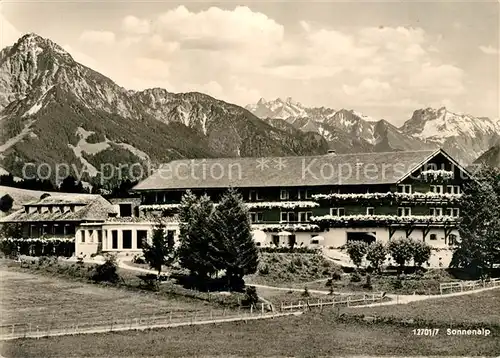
[347,288,500,326]
[2,310,498,357]
[0,264,235,329]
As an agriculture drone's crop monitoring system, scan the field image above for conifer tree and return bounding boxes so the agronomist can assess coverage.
[451,166,500,277]
[142,220,176,281]
[177,191,218,280]
[210,188,258,291]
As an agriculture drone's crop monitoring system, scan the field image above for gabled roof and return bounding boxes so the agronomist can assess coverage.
[133,149,443,191]
[0,195,116,223]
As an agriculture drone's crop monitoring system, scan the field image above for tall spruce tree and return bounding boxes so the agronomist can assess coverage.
[451,166,500,277]
[210,188,258,291]
[178,191,218,281]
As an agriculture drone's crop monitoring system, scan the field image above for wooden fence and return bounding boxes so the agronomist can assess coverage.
[0,304,276,341]
[439,278,500,295]
[280,292,385,311]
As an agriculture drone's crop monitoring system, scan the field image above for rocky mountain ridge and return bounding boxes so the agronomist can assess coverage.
[246,98,500,164]
[0,34,328,183]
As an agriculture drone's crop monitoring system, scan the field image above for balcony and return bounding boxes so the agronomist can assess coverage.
[312,192,462,204]
[310,214,460,228]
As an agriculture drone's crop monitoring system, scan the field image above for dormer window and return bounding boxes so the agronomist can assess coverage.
[398,184,412,194]
[280,189,289,200]
[24,206,29,214]
[248,190,262,201]
[430,185,444,194]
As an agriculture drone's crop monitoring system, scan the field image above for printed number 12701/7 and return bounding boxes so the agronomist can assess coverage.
[412,328,440,336]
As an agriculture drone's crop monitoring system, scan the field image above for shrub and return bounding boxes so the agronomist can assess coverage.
[138,274,159,291]
[392,278,403,289]
[331,266,343,280]
[302,287,310,297]
[366,242,387,273]
[258,265,270,275]
[242,286,259,307]
[350,272,362,282]
[132,254,146,264]
[258,247,319,254]
[344,241,368,268]
[388,238,415,274]
[362,274,373,290]
[412,241,432,269]
[90,255,119,283]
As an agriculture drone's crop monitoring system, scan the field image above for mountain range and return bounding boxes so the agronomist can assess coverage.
[246,98,500,165]
[0,33,498,186]
[0,34,328,183]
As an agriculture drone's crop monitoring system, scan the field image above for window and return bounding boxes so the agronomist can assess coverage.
[112,230,118,249]
[366,207,375,215]
[430,234,437,240]
[272,235,279,246]
[66,224,75,235]
[311,239,319,245]
[298,189,312,200]
[330,208,345,216]
[248,190,262,201]
[449,234,458,246]
[123,230,132,249]
[97,230,102,243]
[250,212,264,223]
[446,208,460,217]
[280,211,295,222]
[446,185,461,194]
[166,230,175,246]
[137,230,147,249]
[298,211,313,222]
[398,184,412,194]
[280,189,289,200]
[430,185,444,194]
[397,207,411,217]
[81,230,86,243]
[54,224,64,236]
[119,204,133,217]
[430,207,443,216]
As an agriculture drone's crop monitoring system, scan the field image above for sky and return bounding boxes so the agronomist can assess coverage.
[1,0,499,125]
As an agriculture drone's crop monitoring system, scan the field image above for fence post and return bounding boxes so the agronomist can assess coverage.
[261,303,264,315]
[439,284,443,295]
[280,302,283,312]
[223,308,226,317]
[363,294,366,305]
[36,326,39,339]
[169,311,172,323]
[110,319,113,332]
[347,296,350,308]
[319,299,322,310]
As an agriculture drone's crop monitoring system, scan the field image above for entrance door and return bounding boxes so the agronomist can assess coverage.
[288,234,296,249]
